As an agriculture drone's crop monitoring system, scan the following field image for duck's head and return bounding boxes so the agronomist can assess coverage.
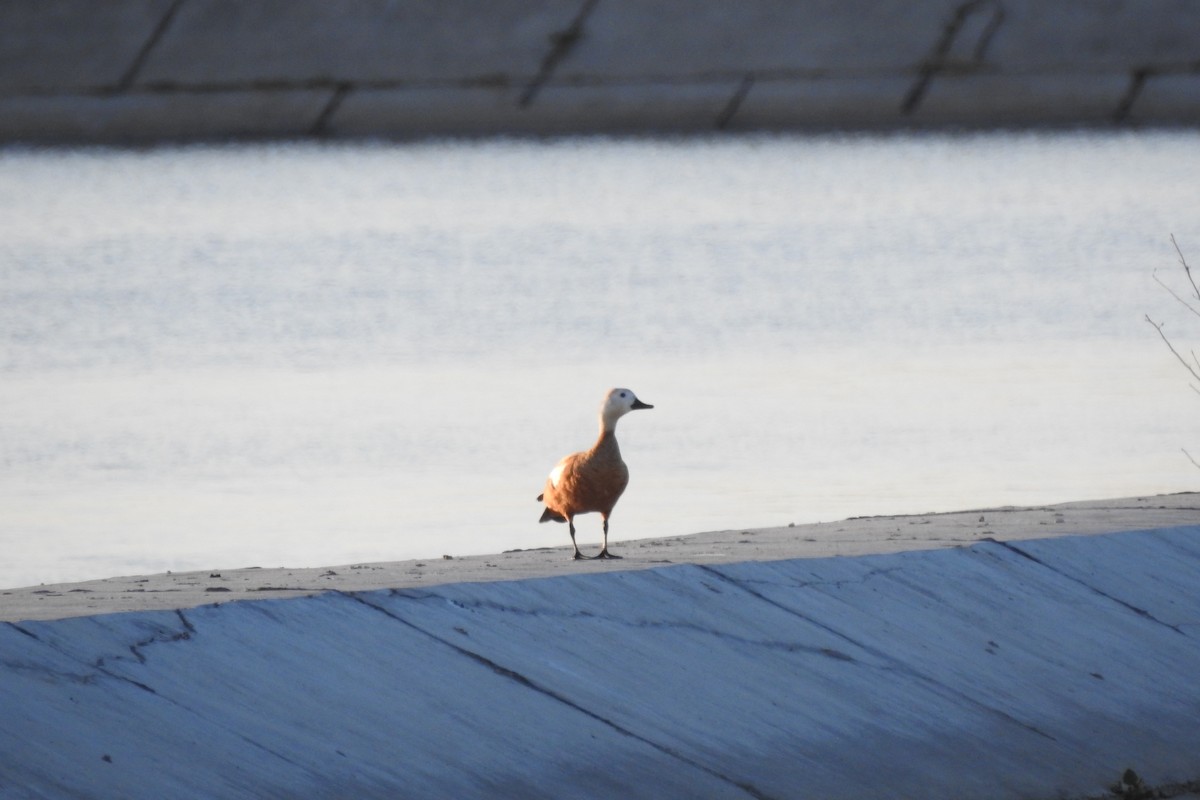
[600,387,653,429]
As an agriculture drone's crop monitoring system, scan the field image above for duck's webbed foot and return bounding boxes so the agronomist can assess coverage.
[569,520,590,560]
[596,519,621,559]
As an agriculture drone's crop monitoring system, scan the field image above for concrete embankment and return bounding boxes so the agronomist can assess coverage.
[3,525,1200,799]
[2,0,1199,143]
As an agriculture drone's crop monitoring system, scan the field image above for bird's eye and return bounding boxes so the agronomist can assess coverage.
[620,392,627,398]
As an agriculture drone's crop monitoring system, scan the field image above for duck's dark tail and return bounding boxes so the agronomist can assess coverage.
[537,493,566,523]
[539,506,567,524]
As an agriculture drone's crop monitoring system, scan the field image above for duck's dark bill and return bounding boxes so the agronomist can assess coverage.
[632,399,653,410]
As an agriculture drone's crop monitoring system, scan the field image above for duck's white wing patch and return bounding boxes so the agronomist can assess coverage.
[548,457,571,488]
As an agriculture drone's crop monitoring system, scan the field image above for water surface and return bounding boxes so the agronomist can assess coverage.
[2,132,1198,588]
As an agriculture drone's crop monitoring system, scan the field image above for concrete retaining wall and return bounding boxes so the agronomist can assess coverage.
[3,527,1200,799]
[2,0,1199,142]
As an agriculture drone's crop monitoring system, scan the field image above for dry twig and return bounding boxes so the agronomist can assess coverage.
[1148,236,1200,472]
[1145,314,1200,386]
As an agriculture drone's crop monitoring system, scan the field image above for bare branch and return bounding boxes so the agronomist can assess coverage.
[1145,314,1200,386]
[1151,238,1200,469]
[1152,269,1200,320]
[1171,234,1200,302]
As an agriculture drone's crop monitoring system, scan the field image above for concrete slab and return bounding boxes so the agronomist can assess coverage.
[0,0,176,93]
[707,533,1200,797]
[985,0,1200,71]
[329,85,531,138]
[0,90,334,143]
[135,0,580,86]
[3,0,1200,140]
[912,73,1132,126]
[330,81,741,137]
[560,0,958,79]
[1130,73,1200,125]
[529,81,741,133]
[4,597,744,799]
[725,76,915,131]
[3,522,1199,798]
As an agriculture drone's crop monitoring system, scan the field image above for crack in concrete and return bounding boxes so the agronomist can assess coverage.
[6,619,160,695]
[124,620,195,667]
[1,658,99,686]
[346,591,776,800]
[10,611,319,774]
[519,0,600,107]
[388,587,859,662]
[902,0,1005,114]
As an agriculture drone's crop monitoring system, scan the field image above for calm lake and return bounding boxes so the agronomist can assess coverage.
[2,131,1198,589]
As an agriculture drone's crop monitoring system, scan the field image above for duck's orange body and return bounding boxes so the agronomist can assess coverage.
[537,388,652,560]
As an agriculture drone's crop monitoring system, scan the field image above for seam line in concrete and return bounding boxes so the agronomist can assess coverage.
[519,0,601,107]
[12,69,826,100]
[715,74,755,129]
[117,0,188,91]
[312,84,352,135]
[6,621,40,640]
[345,590,776,800]
[697,563,1059,742]
[987,538,1187,635]
[902,0,1005,114]
[1113,68,1149,122]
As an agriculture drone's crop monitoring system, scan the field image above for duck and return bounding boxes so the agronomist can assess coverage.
[537,387,653,560]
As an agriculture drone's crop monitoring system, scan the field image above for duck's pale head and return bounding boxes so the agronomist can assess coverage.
[600,387,653,429]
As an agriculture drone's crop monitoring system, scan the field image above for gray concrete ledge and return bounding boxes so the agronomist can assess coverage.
[6,493,1198,624]
[2,0,1199,143]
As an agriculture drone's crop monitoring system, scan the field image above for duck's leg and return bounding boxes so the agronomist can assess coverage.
[568,517,587,560]
[596,516,621,559]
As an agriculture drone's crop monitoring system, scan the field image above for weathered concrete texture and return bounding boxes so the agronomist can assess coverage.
[0,0,175,93]
[985,0,1200,70]
[0,90,335,141]
[1134,74,1200,125]
[553,0,960,77]
[2,527,1199,799]
[913,74,1136,126]
[134,0,580,86]
[330,82,743,138]
[1,0,1198,142]
[727,76,920,130]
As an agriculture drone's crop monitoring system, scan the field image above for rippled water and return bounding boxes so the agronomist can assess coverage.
[2,131,1198,588]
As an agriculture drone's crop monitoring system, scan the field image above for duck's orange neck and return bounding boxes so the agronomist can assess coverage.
[598,410,623,436]
[591,428,621,456]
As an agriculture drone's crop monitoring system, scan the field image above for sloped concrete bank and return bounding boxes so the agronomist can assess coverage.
[3,525,1200,799]
[2,0,1199,143]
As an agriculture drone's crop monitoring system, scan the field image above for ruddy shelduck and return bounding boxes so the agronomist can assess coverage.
[537,387,653,559]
